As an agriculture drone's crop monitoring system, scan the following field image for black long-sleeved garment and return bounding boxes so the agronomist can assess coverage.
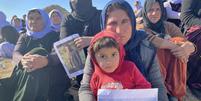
[180,0,201,34]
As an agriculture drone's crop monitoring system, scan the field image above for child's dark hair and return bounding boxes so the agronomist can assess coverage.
[91,37,120,59]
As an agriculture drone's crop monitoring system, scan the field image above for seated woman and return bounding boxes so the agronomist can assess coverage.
[0,8,70,101]
[12,17,26,33]
[137,0,196,100]
[49,9,62,33]
[0,11,19,58]
[0,26,19,58]
[180,0,201,99]
[164,0,182,27]
[0,11,14,43]
[79,0,168,101]
[134,0,143,24]
[60,0,102,88]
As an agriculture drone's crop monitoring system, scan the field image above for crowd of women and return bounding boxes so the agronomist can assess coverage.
[0,0,200,101]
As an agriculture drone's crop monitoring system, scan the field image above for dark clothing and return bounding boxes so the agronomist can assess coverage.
[60,12,101,56]
[60,3,102,86]
[21,19,26,27]
[166,2,182,27]
[135,9,143,24]
[185,26,201,93]
[180,0,201,34]
[69,49,83,68]
[70,0,97,21]
[0,31,71,101]
[1,26,19,45]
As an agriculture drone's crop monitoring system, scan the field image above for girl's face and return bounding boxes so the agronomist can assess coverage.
[105,10,132,45]
[28,12,44,32]
[95,47,120,73]
[147,1,161,24]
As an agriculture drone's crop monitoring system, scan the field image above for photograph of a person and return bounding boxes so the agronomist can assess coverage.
[54,34,85,78]
[64,43,84,72]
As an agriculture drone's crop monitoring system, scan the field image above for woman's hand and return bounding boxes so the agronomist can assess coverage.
[171,41,194,63]
[74,36,93,50]
[21,53,48,72]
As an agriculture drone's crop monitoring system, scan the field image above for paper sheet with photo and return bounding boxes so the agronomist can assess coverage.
[98,88,158,101]
[54,34,85,78]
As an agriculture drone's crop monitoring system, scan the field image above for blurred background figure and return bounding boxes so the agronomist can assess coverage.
[134,0,143,14]
[134,1,143,24]
[10,15,17,25]
[49,9,62,33]
[164,0,182,27]
[0,26,19,58]
[0,11,19,58]
[21,14,26,27]
[12,17,26,34]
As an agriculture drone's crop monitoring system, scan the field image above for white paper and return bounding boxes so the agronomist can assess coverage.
[54,34,85,78]
[98,88,158,101]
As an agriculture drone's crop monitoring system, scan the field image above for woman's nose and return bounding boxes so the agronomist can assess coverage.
[115,25,122,34]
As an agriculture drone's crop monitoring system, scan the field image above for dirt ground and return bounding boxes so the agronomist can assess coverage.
[0,57,200,101]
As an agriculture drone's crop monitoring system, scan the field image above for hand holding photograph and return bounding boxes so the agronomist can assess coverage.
[54,34,85,78]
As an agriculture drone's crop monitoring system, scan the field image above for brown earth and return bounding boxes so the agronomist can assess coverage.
[0,58,200,101]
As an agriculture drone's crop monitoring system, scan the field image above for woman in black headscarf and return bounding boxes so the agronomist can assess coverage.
[136,0,196,100]
[79,0,168,101]
[60,0,102,87]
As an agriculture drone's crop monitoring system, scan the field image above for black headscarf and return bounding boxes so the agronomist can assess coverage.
[142,0,166,38]
[1,26,19,45]
[70,0,96,21]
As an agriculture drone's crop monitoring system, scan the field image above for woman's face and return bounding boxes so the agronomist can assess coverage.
[134,2,139,8]
[14,19,21,27]
[28,12,44,32]
[50,12,61,25]
[105,10,132,45]
[147,1,161,24]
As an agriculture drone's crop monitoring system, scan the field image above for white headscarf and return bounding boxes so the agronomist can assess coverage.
[26,8,56,39]
[13,18,23,32]
[0,11,12,32]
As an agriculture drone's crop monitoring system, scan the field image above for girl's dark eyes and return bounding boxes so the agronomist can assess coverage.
[101,55,106,58]
[112,53,117,57]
